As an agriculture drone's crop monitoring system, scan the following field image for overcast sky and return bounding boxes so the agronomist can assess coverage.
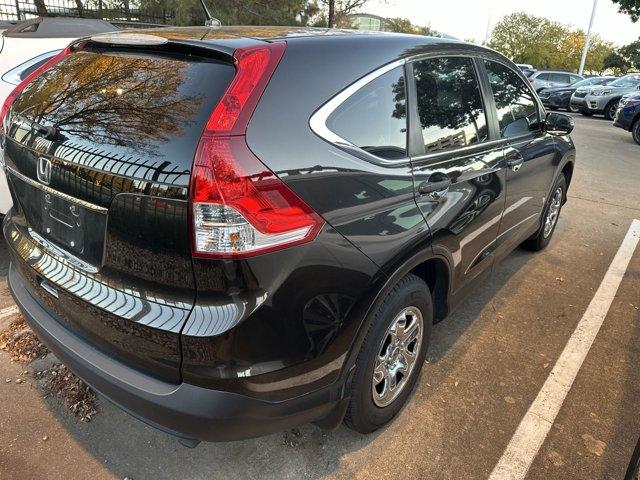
[364,0,640,46]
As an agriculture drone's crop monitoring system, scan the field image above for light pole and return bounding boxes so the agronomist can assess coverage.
[578,0,599,75]
[484,12,492,45]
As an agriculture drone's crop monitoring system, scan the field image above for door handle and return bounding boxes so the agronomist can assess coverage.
[418,174,451,200]
[506,154,524,172]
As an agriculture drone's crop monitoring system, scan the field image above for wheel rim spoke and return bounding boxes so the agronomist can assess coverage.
[371,306,424,407]
[543,187,562,238]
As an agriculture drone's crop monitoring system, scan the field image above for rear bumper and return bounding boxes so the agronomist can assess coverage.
[8,264,341,442]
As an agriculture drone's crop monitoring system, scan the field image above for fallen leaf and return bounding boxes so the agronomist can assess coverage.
[582,433,606,457]
[547,450,564,467]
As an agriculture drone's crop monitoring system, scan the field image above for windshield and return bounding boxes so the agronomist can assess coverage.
[571,78,593,88]
[609,75,640,88]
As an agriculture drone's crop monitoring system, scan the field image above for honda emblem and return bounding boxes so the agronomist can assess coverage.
[37,157,52,185]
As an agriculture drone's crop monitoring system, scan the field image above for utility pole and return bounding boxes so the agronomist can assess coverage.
[484,12,492,45]
[579,0,599,75]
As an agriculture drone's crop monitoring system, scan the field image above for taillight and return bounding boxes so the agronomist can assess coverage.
[206,42,285,136]
[190,42,323,258]
[0,45,73,133]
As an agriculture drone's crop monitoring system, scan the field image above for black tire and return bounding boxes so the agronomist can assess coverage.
[568,104,580,113]
[344,274,432,434]
[632,119,640,146]
[580,110,593,116]
[523,175,567,251]
[604,99,620,121]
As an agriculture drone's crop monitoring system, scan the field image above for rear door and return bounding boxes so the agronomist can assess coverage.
[482,60,558,258]
[408,56,506,299]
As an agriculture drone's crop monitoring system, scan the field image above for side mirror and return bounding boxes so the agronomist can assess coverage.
[545,112,574,136]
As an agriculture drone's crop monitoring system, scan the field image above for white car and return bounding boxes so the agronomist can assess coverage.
[0,17,116,218]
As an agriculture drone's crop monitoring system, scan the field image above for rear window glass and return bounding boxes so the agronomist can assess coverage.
[13,50,234,164]
[326,66,407,160]
[19,56,53,81]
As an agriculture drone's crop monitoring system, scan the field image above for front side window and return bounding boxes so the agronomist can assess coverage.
[412,57,488,153]
[484,60,540,139]
[326,66,407,160]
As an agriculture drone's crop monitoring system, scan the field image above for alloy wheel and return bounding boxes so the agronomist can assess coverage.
[372,306,424,407]
[543,187,563,238]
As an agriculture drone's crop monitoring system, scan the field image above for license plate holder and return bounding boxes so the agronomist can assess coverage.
[8,170,107,268]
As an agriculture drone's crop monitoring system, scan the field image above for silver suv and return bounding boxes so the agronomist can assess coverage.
[528,70,583,92]
[571,73,640,120]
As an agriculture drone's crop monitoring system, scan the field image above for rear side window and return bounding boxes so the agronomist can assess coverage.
[536,72,550,80]
[326,66,407,160]
[19,56,53,81]
[484,61,540,138]
[412,57,488,153]
[550,73,570,84]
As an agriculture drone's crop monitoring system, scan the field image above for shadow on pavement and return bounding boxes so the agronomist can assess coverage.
[0,235,534,480]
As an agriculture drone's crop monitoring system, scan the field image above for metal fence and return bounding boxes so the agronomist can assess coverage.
[0,0,172,25]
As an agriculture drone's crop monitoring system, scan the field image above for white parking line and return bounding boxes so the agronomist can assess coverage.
[489,219,640,480]
[0,305,19,321]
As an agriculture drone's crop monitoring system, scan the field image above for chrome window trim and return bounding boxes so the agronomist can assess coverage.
[410,138,508,165]
[310,54,502,165]
[6,166,108,213]
[1,49,62,85]
[309,58,409,166]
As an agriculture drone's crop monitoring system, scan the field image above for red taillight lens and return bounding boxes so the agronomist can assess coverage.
[205,42,285,136]
[0,45,73,133]
[190,42,323,258]
[191,136,323,257]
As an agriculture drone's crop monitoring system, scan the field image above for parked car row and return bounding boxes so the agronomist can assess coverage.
[572,74,640,120]
[539,76,617,112]
[524,61,640,145]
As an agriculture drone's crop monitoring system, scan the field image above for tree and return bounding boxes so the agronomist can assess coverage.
[384,17,439,36]
[619,39,640,70]
[612,0,640,22]
[135,0,318,26]
[318,0,369,28]
[33,0,48,16]
[487,12,614,73]
[604,51,630,74]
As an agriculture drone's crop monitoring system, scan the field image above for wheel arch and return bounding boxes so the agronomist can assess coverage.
[341,248,453,385]
[561,160,574,196]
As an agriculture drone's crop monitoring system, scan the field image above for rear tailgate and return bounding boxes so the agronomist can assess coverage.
[3,40,235,381]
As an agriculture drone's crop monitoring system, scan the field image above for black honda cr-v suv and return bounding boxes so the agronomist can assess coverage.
[0,26,575,444]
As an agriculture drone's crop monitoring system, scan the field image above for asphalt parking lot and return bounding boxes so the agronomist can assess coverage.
[0,113,638,480]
